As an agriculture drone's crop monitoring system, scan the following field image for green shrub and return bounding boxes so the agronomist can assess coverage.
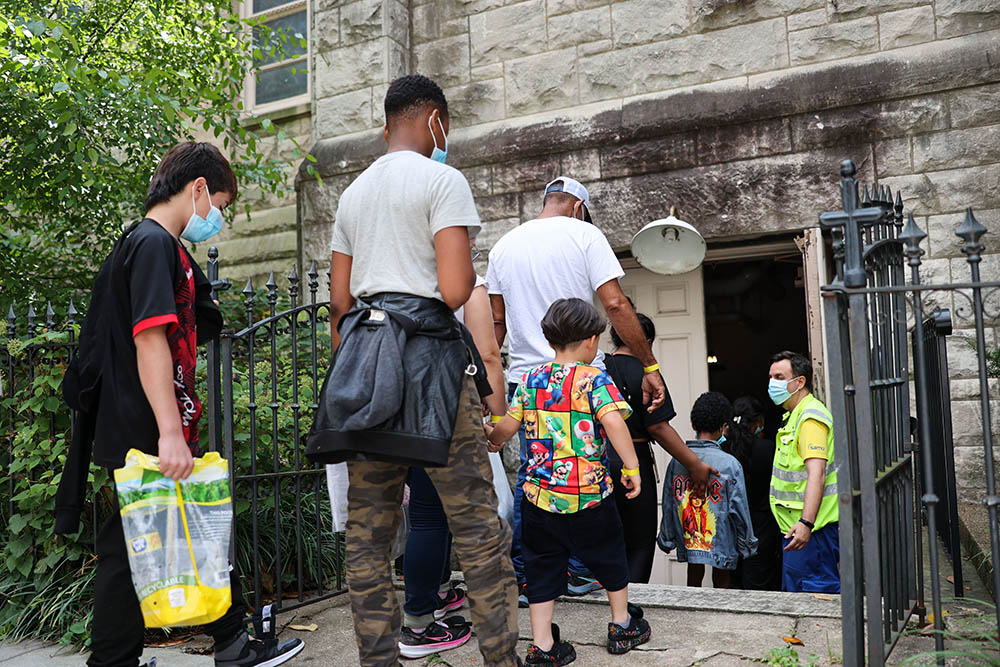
[0,294,338,647]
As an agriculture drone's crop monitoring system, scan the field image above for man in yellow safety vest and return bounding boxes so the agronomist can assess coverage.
[768,351,840,593]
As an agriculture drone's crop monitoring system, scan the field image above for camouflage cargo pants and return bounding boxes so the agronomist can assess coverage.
[345,376,519,666]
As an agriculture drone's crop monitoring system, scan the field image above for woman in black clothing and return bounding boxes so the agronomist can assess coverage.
[728,396,782,591]
[604,314,716,583]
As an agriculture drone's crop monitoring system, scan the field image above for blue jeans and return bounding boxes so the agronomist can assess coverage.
[781,522,840,593]
[509,383,589,584]
[403,467,452,626]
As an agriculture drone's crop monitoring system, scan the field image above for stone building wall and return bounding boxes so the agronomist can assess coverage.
[297,1,1000,497]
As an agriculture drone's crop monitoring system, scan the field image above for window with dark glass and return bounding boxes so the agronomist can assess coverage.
[248,0,308,109]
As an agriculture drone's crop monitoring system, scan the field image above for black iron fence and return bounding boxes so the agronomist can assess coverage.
[916,310,964,596]
[0,251,345,620]
[821,159,1000,665]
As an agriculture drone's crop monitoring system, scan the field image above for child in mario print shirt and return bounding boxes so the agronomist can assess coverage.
[487,298,653,663]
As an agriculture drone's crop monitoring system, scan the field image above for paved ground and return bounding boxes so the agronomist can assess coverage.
[3,540,996,667]
[3,582,994,667]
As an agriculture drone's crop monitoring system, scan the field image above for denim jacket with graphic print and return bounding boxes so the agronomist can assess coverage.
[657,440,758,570]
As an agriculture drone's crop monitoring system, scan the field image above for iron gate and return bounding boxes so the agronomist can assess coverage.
[205,251,346,613]
[821,159,1000,664]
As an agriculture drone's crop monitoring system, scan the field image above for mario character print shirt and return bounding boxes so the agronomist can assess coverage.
[508,362,631,514]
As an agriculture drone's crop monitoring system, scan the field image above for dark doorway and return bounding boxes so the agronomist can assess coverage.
[703,254,809,433]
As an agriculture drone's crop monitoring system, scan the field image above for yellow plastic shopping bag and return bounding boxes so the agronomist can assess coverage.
[114,448,233,628]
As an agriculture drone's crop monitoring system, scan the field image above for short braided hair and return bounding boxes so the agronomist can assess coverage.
[384,74,448,125]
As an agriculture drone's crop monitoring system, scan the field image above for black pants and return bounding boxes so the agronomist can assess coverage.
[88,491,247,666]
[521,498,630,603]
[607,444,658,583]
[739,509,783,591]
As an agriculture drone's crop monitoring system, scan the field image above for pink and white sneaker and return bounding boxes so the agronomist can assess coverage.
[434,586,467,620]
[399,617,472,659]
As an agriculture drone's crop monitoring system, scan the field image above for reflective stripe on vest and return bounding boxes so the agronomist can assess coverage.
[769,394,839,531]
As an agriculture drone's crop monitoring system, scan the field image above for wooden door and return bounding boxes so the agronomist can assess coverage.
[602,264,710,585]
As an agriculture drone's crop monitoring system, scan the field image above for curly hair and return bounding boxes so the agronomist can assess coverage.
[384,74,448,125]
[690,391,733,435]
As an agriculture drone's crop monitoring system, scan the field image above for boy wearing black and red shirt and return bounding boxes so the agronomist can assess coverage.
[58,143,303,667]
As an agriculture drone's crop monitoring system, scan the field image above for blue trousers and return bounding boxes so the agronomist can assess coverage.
[509,383,589,584]
[403,467,452,626]
[781,521,840,593]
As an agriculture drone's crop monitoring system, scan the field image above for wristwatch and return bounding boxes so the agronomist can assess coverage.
[798,517,815,530]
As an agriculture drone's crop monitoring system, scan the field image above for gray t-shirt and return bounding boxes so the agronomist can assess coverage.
[330,151,481,300]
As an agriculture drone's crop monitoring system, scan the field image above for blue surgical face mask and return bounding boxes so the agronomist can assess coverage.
[428,114,447,163]
[181,184,223,243]
[768,377,800,406]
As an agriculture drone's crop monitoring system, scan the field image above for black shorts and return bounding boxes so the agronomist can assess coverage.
[521,497,630,603]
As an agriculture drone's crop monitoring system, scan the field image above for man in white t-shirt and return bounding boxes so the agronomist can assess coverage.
[327,74,518,667]
[486,177,668,596]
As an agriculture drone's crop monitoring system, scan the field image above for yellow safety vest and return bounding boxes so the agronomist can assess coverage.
[769,393,839,534]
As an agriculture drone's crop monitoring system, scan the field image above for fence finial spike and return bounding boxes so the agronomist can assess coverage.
[6,304,15,335]
[900,212,927,260]
[242,277,255,297]
[208,246,219,260]
[861,184,871,205]
[67,299,78,325]
[885,185,893,206]
[840,159,856,178]
[26,302,36,319]
[45,302,55,328]
[895,190,903,210]
[957,207,987,259]
[288,264,299,283]
[265,271,277,292]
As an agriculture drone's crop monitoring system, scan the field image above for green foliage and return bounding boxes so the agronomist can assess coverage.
[757,645,819,667]
[0,0,309,310]
[962,337,1000,379]
[0,295,337,647]
[900,598,1000,666]
[0,329,112,646]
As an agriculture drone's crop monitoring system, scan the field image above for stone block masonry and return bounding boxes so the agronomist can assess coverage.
[294,1,1000,498]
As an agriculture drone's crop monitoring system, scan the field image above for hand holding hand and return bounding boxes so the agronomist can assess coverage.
[158,432,194,480]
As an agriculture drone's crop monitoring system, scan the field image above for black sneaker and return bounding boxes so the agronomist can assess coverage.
[566,574,601,596]
[525,623,576,666]
[434,585,467,620]
[399,616,473,659]
[215,604,305,667]
[214,634,304,667]
[607,603,651,654]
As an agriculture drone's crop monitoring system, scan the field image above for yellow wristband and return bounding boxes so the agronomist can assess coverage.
[621,466,640,476]
[643,363,660,374]
[490,415,504,423]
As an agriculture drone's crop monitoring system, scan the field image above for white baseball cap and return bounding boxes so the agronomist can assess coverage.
[544,176,592,223]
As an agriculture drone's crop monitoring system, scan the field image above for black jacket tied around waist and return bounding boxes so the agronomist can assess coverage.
[306,292,490,468]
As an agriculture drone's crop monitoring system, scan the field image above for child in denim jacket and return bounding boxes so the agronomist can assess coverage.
[658,392,757,588]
